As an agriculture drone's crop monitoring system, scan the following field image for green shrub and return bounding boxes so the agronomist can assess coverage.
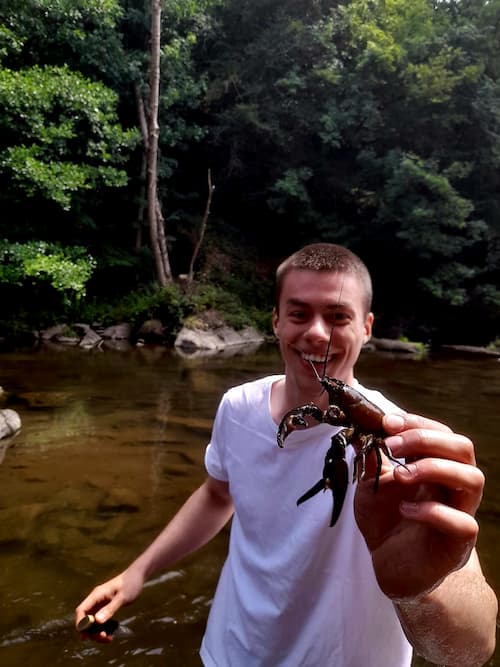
[79,283,185,333]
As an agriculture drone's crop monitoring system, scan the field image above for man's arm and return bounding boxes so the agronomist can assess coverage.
[75,475,233,642]
[395,550,497,666]
[354,413,497,666]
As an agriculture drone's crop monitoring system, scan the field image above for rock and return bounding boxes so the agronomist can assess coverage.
[174,325,264,353]
[0,503,45,544]
[79,329,102,348]
[53,335,79,346]
[102,322,133,340]
[136,319,166,343]
[439,344,500,358]
[71,323,102,348]
[369,337,424,355]
[0,408,21,440]
[40,323,87,346]
[13,391,68,409]
[40,324,67,340]
[97,487,141,514]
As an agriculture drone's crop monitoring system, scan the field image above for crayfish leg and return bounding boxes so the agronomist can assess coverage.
[373,441,382,493]
[353,438,410,492]
[297,479,326,505]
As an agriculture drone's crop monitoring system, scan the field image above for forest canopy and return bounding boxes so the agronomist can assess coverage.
[0,0,499,344]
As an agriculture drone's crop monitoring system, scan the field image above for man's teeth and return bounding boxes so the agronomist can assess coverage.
[302,353,329,363]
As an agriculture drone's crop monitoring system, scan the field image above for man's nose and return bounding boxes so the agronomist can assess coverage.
[306,317,331,341]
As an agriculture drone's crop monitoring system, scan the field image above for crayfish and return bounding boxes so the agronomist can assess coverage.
[277,361,405,527]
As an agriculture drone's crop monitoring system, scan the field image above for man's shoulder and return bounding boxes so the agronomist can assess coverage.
[354,380,402,414]
[224,374,283,404]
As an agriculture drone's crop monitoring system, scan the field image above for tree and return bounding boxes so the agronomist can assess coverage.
[121,0,221,283]
[196,0,499,340]
[0,65,138,211]
[147,0,172,285]
[0,0,138,243]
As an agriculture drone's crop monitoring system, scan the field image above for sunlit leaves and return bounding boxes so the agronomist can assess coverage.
[0,65,138,209]
[0,240,96,299]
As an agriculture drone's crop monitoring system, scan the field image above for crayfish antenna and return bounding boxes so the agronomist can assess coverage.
[308,360,327,400]
[322,327,334,380]
[309,359,322,382]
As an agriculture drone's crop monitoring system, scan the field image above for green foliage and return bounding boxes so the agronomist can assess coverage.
[78,279,270,337]
[0,64,138,210]
[0,0,499,344]
[269,167,313,213]
[487,338,500,352]
[79,283,185,333]
[184,283,252,329]
[0,0,125,79]
[0,240,96,299]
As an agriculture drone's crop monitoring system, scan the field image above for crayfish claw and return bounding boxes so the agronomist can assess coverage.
[276,403,325,447]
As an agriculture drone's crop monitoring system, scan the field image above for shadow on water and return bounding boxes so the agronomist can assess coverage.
[0,344,498,666]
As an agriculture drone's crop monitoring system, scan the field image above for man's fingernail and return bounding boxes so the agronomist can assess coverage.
[385,435,403,452]
[400,500,419,515]
[385,414,405,431]
[397,463,416,477]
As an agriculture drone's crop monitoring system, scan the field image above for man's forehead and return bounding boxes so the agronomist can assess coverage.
[281,270,360,294]
[284,296,353,310]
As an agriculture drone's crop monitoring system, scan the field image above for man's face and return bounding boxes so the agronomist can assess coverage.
[272,269,373,398]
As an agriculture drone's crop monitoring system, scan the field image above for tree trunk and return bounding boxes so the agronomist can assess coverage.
[188,169,215,282]
[134,83,147,250]
[147,0,172,285]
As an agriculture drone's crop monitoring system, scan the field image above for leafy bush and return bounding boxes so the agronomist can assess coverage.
[183,282,270,331]
[79,283,185,333]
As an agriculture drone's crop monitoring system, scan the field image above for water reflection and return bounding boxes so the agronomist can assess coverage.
[0,344,498,666]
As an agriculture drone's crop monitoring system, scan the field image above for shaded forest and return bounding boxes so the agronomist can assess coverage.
[0,0,499,345]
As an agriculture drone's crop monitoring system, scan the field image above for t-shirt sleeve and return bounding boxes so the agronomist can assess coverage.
[204,394,229,482]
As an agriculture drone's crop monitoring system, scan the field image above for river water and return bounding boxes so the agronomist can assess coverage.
[0,343,498,666]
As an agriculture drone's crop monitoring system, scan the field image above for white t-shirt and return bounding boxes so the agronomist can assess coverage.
[200,375,412,667]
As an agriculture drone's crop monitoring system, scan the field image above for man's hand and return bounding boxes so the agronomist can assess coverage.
[75,567,144,642]
[354,413,484,600]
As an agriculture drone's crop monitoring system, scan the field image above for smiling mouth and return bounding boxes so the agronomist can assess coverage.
[300,351,335,365]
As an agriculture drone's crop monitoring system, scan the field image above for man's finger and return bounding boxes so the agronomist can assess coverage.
[384,413,452,435]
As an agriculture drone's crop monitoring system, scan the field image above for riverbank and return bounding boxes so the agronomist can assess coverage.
[1,318,499,361]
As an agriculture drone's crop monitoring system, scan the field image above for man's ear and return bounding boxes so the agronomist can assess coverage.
[272,307,279,337]
[363,312,374,343]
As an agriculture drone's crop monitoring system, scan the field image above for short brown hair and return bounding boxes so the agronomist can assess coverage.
[275,243,372,313]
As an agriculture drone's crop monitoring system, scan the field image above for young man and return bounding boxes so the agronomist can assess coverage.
[76,243,497,666]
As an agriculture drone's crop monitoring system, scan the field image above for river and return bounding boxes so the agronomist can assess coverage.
[0,343,498,666]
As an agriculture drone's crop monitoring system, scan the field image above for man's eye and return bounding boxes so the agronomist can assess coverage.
[289,311,306,320]
[330,312,348,323]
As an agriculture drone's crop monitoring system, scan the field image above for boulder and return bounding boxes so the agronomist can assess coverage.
[0,408,21,440]
[102,322,132,340]
[175,325,264,353]
[40,324,68,340]
[369,337,424,355]
[439,344,500,358]
[72,323,102,348]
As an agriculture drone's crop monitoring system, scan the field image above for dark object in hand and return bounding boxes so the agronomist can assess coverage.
[77,614,119,635]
